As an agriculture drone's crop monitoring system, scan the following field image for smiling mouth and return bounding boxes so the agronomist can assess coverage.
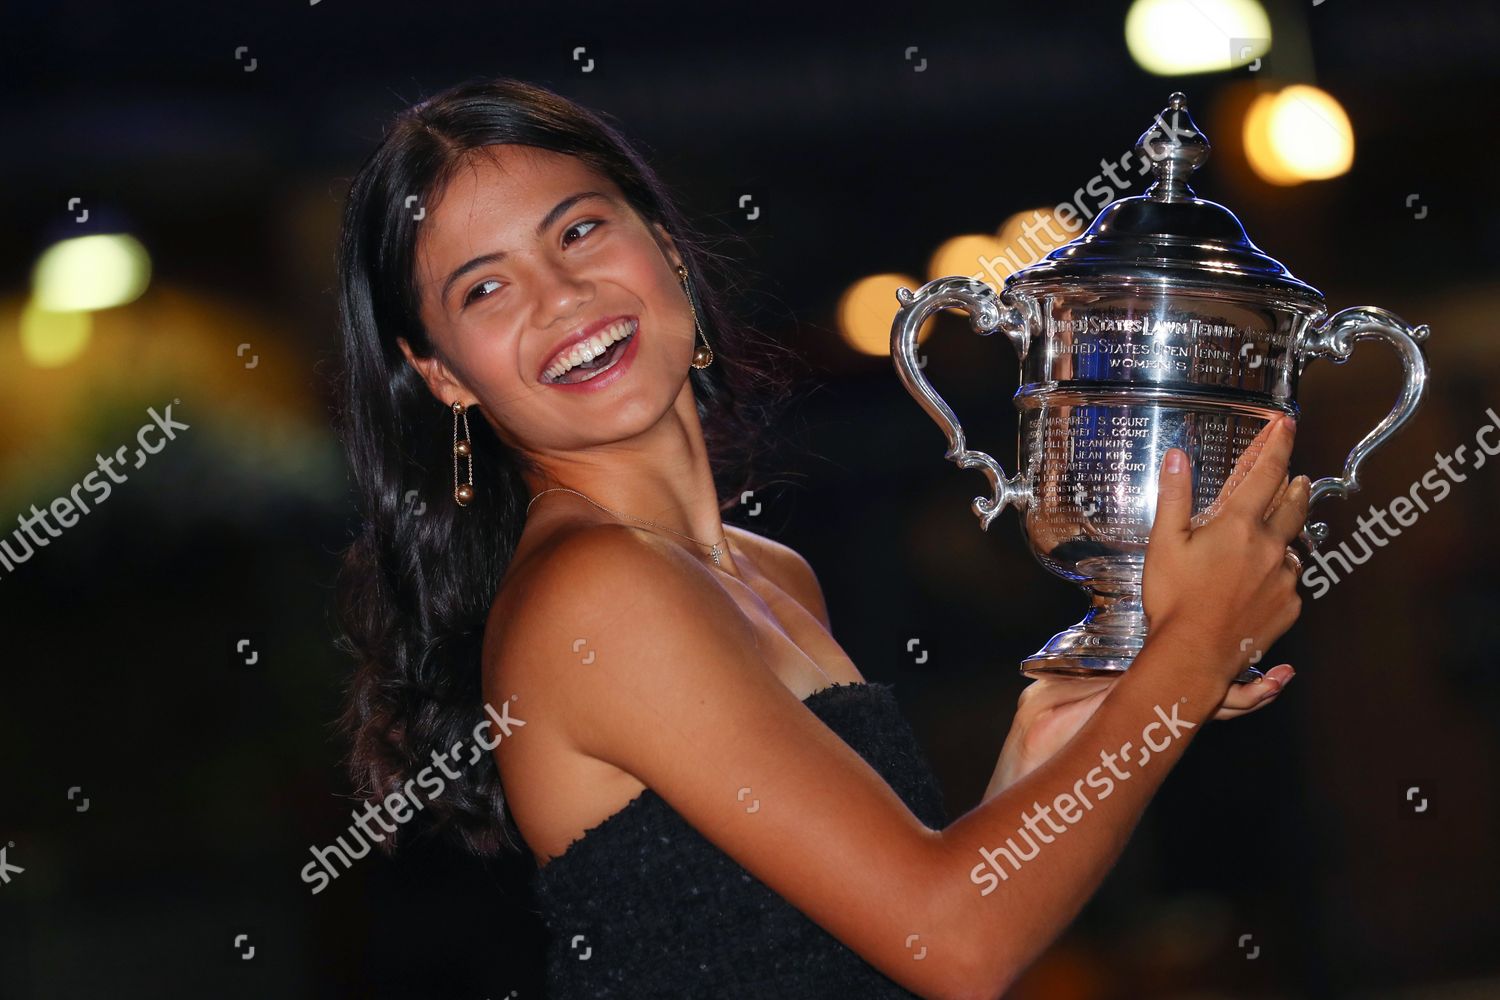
[542,318,639,384]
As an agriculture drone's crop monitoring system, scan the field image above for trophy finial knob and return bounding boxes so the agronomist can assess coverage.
[1137,92,1211,203]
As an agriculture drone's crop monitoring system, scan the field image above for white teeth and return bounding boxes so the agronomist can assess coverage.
[545,318,637,381]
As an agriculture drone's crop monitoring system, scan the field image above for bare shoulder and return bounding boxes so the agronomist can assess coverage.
[726,523,831,630]
[492,521,754,637]
[479,526,975,997]
[480,522,759,730]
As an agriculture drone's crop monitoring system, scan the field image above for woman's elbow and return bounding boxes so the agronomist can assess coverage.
[945,947,1015,1000]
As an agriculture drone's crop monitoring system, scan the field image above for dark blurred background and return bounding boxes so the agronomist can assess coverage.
[3,1,1498,997]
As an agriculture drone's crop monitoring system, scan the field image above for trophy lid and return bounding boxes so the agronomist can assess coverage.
[1004,92,1324,305]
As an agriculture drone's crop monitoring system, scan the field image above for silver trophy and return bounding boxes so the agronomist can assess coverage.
[891,93,1430,682]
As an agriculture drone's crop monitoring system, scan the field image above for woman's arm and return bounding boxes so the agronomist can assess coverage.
[937,632,1226,994]
[486,524,1234,1000]
[980,663,1295,806]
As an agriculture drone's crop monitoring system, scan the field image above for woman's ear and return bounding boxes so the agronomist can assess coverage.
[397,336,474,408]
[651,221,684,272]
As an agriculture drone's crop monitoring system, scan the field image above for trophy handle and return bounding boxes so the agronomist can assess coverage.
[1296,306,1431,549]
[890,276,1030,531]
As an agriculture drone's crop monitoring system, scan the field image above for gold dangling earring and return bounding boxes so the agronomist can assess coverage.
[452,401,474,506]
[678,263,714,369]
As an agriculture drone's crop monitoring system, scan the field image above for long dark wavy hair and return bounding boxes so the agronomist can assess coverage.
[331,76,801,857]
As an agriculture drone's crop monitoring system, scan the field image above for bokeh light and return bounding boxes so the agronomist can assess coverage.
[1243,85,1355,185]
[18,299,93,368]
[31,233,152,312]
[1124,0,1272,75]
[995,207,1072,276]
[837,273,928,356]
[927,234,1009,286]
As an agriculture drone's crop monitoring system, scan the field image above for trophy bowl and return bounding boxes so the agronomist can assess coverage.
[891,93,1430,682]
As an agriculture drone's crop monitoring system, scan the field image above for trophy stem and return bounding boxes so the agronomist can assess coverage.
[1020,581,1147,679]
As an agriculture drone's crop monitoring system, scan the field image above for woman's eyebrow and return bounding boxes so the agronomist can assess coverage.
[439,191,612,306]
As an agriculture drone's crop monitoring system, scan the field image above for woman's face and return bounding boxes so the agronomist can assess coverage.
[403,145,697,456]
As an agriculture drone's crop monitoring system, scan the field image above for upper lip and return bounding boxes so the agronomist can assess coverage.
[539,314,636,381]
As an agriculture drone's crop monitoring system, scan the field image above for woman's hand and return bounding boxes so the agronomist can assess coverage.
[996,426,1311,791]
[987,413,1308,796]
[1141,413,1309,688]
[989,663,1296,794]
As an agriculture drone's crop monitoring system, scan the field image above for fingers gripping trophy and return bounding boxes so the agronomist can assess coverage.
[890,93,1431,683]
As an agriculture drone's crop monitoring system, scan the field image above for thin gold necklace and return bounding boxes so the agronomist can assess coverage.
[525,487,728,566]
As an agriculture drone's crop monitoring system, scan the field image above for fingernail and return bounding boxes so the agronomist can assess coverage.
[1166,449,1184,473]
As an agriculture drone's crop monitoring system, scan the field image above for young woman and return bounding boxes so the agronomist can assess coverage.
[332,75,1308,999]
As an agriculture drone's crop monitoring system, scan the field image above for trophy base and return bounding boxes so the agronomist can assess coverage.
[1018,585,1264,684]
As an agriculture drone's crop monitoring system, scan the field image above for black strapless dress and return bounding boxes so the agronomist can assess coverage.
[527,681,949,999]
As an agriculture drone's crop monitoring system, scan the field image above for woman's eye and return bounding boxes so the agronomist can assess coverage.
[562,219,602,247]
[464,279,502,306]
[462,220,601,307]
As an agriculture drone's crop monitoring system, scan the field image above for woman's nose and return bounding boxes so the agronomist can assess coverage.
[534,266,594,325]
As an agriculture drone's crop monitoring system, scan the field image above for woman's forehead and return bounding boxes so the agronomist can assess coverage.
[438,147,602,216]
[418,148,615,259]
